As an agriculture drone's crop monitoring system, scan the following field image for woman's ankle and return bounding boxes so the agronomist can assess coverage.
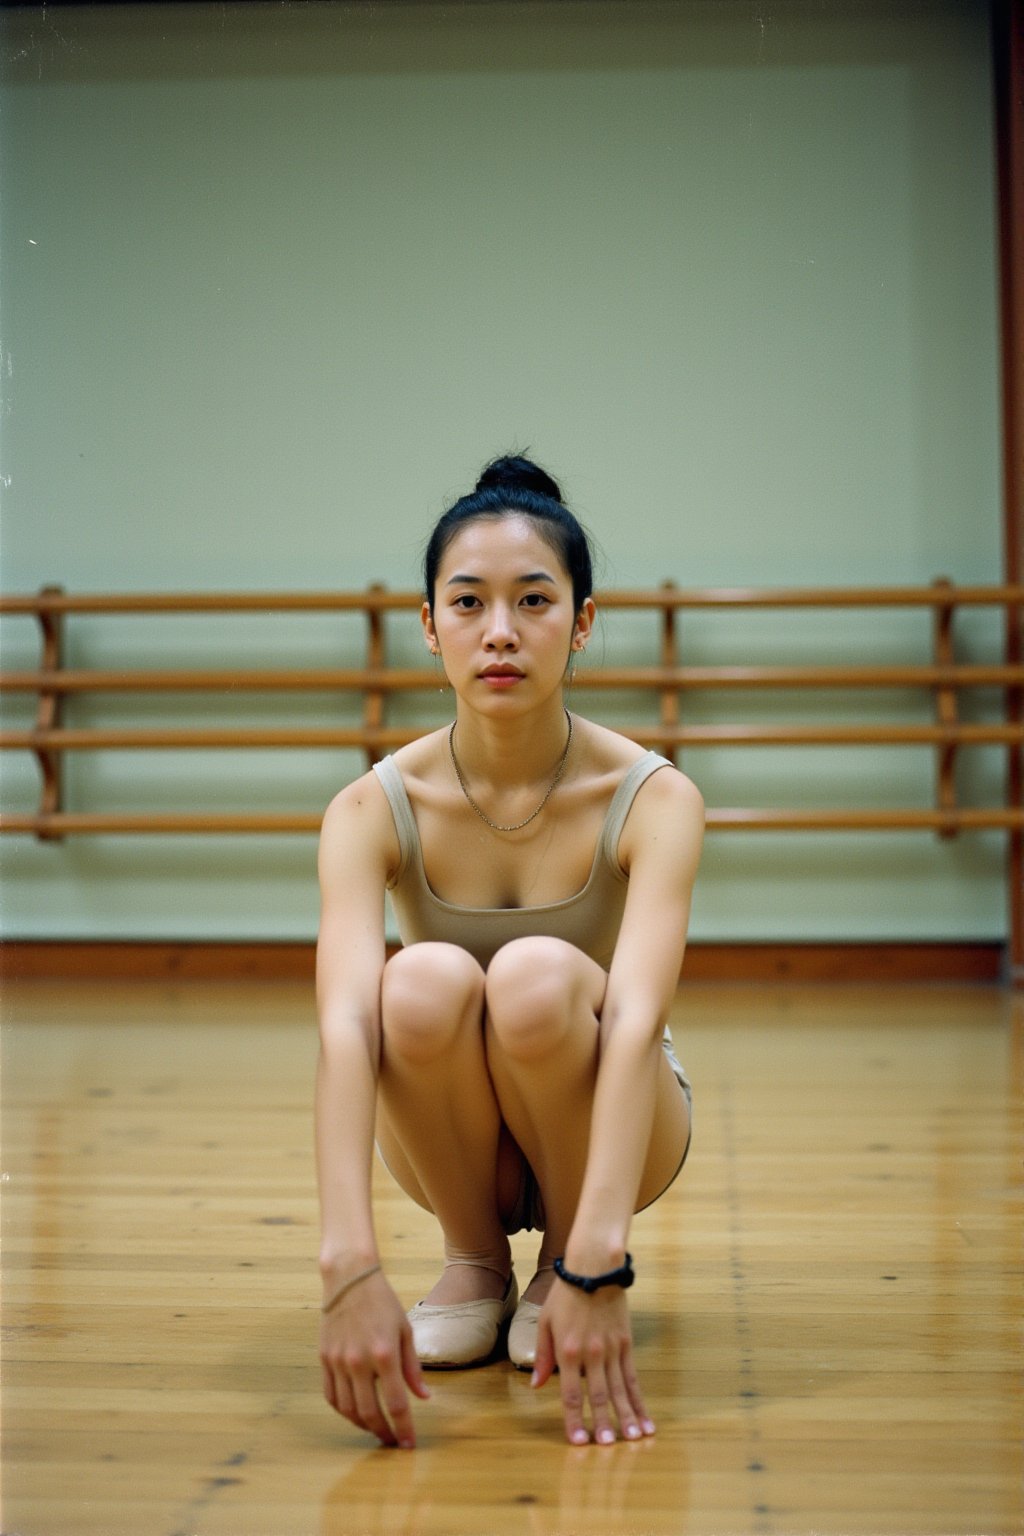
[523,1265,556,1304]
[424,1263,510,1305]
[442,1236,512,1280]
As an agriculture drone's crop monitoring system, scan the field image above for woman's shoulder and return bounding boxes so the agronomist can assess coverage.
[322,766,386,826]
[319,766,402,880]
[635,759,704,816]
[321,730,451,854]
[389,727,448,776]
[575,717,703,821]
[614,744,704,880]
[574,716,692,786]
[385,728,451,806]
[573,717,646,772]
[322,730,447,814]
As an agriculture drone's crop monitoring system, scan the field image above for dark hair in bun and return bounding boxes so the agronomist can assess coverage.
[424,454,594,614]
[474,456,564,502]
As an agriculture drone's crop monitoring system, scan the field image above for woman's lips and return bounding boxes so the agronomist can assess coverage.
[479,668,523,688]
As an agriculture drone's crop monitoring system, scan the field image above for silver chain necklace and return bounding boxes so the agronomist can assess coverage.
[448,709,573,833]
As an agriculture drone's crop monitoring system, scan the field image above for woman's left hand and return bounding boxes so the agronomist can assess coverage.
[531,1282,655,1446]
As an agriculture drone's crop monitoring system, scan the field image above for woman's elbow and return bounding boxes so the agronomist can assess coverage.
[602,1001,671,1054]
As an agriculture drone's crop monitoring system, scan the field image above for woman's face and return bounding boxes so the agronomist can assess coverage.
[422,514,594,710]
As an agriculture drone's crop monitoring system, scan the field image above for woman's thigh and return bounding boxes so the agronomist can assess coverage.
[485,936,690,1215]
[375,942,489,1212]
[634,1052,692,1212]
[374,1122,435,1213]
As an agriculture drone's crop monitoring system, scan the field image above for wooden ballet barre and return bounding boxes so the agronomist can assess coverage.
[2,583,1022,612]
[1,723,1021,751]
[3,664,1023,694]
[0,806,1020,837]
[0,579,1020,839]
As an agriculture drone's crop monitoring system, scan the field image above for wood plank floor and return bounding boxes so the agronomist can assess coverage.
[1,979,1020,1536]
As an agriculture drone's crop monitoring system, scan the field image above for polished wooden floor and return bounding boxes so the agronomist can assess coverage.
[1,979,1020,1536]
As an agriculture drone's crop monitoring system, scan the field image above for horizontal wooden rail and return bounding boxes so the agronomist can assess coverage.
[3,665,1023,694]
[1,807,1021,836]
[2,585,1023,614]
[1,580,1020,841]
[1,723,1020,751]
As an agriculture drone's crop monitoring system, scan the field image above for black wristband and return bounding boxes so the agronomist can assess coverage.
[552,1253,635,1294]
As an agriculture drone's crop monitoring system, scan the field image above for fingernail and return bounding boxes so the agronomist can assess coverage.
[597,1428,615,1446]
[571,1428,589,1445]
[625,1424,642,1440]
[530,1371,540,1387]
[642,1418,656,1435]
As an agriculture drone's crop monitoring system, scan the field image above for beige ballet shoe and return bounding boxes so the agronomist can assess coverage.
[408,1272,519,1369]
[507,1297,543,1372]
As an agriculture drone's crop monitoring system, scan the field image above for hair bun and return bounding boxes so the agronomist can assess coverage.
[475,455,563,504]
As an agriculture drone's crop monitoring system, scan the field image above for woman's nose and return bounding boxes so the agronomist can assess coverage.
[483,605,518,648]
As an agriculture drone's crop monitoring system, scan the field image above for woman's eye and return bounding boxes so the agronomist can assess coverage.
[522,593,550,608]
[453,594,479,609]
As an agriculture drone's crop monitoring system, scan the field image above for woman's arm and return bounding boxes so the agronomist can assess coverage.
[533,765,704,1442]
[568,765,703,1264]
[315,776,429,1448]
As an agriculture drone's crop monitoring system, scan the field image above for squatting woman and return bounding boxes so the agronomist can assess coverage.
[315,456,704,1448]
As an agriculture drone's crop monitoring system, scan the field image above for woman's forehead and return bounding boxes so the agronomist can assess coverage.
[439,514,567,579]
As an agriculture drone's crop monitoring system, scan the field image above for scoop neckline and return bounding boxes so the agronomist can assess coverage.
[382,752,659,914]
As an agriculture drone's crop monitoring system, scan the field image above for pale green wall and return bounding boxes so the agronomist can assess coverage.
[0,0,1006,941]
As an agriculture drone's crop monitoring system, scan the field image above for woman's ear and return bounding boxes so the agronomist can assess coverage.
[421,601,439,654]
[572,597,597,651]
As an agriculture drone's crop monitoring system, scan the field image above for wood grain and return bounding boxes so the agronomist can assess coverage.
[2,980,1020,1535]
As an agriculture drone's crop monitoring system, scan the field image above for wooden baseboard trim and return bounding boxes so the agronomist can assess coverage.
[680,941,1005,984]
[0,940,1007,985]
[0,941,319,983]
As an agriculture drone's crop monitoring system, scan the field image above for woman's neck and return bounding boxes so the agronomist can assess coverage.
[450,701,573,790]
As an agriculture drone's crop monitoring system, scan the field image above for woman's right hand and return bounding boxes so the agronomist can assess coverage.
[319,1269,430,1449]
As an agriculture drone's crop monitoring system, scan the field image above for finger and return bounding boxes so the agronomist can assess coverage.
[606,1354,643,1443]
[401,1323,431,1402]
[582,1350,616,1447]
[558,1354,591,1447]
[621,1349,656,1437]
[322,1354,371,1435]
[323,1355,363,1430]
[331,1371,362,1431]
[379,1382,417,1449]
[351,1368,399,1448]
[376,1358,419,1451]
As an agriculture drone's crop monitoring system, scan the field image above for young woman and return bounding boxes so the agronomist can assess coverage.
[315,457,703,1450]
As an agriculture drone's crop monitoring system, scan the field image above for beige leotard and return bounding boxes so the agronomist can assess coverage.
[372,749,690,1098]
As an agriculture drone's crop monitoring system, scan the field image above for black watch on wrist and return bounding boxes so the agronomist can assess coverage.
[552,1252,635,1294]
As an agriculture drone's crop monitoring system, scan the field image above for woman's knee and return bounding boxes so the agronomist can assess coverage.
[381,943,485,1064]
[485,937,598,1061]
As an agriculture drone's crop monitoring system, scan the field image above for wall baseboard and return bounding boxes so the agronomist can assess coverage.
[0,940,1007,985]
